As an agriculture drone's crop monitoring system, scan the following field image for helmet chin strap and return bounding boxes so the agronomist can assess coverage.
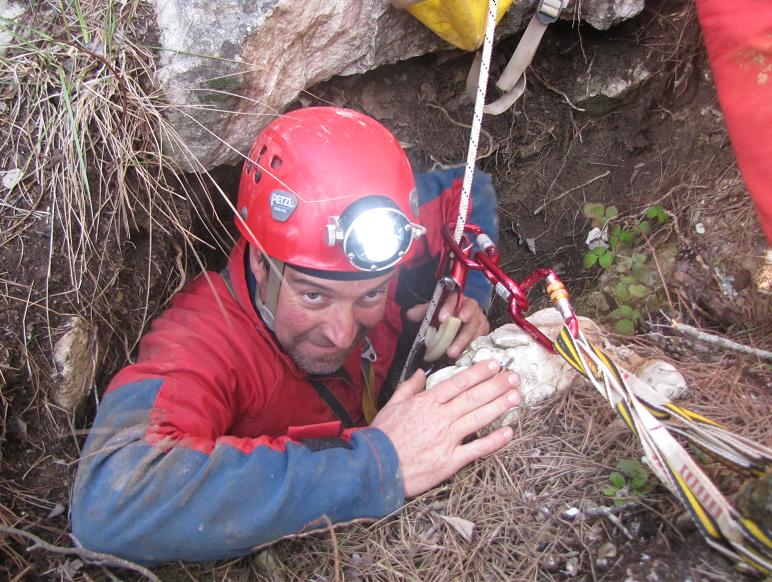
[253,254,284,331]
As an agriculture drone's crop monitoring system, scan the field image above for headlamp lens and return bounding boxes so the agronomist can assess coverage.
[348,208,407,268]
[335,196,425,271]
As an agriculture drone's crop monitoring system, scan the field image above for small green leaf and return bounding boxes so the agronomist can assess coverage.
[592,247,607,256]
[605,206,618,220]
[583,202,606,219]
[646,206,658,219]
[638,220,651,235]
[632,267,654,286]
[614,282,631,302]
[619,230,634,245]
[630,473,648,489]
[610,307,625,319]
[598,251,614,269]
[628,284,648,299]
[657,208,669,224]
[609,472,626,489]
[616,319,636,335]
[630,308,642,322]
[639,481,655,495]
[584,252,599,269]
[632,252,647,266]
[617,459,640,476]
[603,487,619,497]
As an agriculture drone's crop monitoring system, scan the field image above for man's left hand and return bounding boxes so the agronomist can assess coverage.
[405,293,489,360]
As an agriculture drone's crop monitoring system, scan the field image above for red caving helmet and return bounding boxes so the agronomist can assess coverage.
[236,107,425,275]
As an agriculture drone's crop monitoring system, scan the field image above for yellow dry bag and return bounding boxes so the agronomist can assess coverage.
[393,0,515,51]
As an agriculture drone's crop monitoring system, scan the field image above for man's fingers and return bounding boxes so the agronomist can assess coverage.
[446,316,489,359]
[405,303,429,323]
[453,389,521,438]
[432,360,500,403]
[447,371,519,418]
[454,425,514,467]
[388,369,426,404]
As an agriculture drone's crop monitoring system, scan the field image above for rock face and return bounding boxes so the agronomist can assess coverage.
[153,0,647,171]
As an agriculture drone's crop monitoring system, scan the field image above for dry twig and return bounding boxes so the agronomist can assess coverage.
[662,317,772,362]
[533,171,610,215]
[0,526,160,582]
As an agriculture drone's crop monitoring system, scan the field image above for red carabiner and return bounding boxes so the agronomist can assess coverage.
[439,223,579,353]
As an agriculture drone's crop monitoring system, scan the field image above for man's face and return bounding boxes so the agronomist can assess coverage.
[252,250,393,375]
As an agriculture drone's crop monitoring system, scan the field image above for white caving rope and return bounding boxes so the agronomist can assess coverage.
[399,0,498,384]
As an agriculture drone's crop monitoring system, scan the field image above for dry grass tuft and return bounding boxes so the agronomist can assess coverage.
[0,1,230,576]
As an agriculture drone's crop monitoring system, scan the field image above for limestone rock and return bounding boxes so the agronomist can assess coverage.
[425,308,687,428]
[578,0,645,30]
[51,316,100,414]
[575,61,652,113]
[0,1,25,57]
[151,0,648,170]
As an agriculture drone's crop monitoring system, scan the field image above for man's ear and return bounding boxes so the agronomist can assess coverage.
[248,245,268,285]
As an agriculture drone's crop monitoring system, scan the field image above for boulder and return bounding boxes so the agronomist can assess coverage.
[580,0,645,30]
[425,308,687,428]
[152,0,647,170]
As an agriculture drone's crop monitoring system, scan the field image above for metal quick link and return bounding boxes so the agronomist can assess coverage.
[537,0,566,24]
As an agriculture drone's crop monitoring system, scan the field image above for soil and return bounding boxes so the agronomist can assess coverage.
[0,0,769,580]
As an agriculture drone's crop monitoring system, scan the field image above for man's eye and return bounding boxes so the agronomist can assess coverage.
[363,289,384,301]
[303,292,322,301]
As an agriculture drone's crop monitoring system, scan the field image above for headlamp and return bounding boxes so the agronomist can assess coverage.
[325,195,426,271]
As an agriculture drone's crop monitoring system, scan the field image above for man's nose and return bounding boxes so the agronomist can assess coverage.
[321,306,359,349]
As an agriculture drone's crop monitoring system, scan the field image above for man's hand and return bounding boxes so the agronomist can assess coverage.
[371,360,520,497]
[405,294,490,360]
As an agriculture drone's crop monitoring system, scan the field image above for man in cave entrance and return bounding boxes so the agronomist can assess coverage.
[70,107,521,564]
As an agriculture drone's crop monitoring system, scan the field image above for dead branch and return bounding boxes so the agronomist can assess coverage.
[664,317,772,362]
[0,526,161,582]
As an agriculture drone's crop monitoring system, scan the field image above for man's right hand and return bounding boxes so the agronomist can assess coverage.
[370,360,521,498]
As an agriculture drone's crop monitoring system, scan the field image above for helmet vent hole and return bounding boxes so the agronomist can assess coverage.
[258,145,267,156]
[253,169,262,184]
[270,155,282,169]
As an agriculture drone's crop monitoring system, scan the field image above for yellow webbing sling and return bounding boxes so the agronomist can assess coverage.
[554,326,772,573]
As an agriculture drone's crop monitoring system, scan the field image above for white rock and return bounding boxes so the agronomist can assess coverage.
[0,1,25,56]
[1,168,22,190]
[51,316,100,413]
[425,307,688,430]
[425,365,465,391]
[634,360,688,400]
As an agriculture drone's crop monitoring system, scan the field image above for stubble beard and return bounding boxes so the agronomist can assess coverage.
[284,325,370,376]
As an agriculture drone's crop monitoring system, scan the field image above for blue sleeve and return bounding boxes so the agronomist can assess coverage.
[414,166,499,311]
[71,379,404,565]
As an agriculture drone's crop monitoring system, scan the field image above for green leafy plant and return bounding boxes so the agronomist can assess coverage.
[582,204,671,335]
[609,304,641,335]
[583,202,618,228]
[646,203,669,225]
[603,458,654,506]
